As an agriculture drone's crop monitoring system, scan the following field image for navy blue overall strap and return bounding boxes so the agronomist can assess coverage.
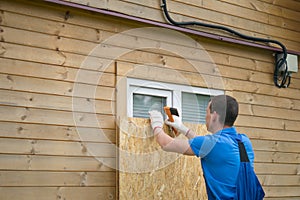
[236,134,250,163]
[235,134,265,200]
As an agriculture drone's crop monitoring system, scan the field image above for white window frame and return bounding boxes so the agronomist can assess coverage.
[128,86,172,117]
[127,78,224,118]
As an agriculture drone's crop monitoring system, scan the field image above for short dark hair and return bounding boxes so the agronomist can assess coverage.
[209,95,239,126]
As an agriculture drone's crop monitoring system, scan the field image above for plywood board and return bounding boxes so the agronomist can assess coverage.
[119,117,208,200]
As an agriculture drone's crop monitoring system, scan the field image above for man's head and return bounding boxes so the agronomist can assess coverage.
[205,95,239,132]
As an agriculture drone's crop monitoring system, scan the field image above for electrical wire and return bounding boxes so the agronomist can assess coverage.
[161,0,291,88]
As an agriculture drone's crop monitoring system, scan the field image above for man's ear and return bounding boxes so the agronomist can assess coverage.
[212,111,218,122]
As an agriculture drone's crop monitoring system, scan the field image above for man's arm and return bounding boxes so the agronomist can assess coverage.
[149,110,195,155]
[154,128,195,155]
[184,129,197,139]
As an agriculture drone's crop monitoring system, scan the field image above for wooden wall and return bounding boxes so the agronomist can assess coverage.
[0,0,119,199]
[0,0,300,199]
[65,0,300,52]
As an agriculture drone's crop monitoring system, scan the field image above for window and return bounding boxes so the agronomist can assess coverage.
[127,78,223,123]
[182,92,210,124]
[127,80,172,118]
[133,94,167,118]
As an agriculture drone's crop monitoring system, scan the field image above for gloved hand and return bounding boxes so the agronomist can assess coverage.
[165,115,189,135]
[149,110,164,134]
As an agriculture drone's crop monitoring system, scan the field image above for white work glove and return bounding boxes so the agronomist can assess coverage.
[165,115,189,136]
[149,110,164,134]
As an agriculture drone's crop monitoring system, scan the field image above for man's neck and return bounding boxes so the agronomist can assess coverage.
[212,125,232,134]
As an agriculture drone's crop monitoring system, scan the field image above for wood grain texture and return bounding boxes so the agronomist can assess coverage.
[119,118,208,200]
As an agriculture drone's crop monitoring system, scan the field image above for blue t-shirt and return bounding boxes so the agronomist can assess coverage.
[189,127,254,200]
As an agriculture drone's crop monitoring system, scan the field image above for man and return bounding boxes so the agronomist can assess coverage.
[149,95,260,199]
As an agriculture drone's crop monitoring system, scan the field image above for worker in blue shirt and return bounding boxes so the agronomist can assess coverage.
[149,95,257,199]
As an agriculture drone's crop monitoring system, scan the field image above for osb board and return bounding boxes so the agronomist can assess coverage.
[119,118,208,200]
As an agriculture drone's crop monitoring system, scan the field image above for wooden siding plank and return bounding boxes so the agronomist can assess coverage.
[258,174,300,186]
[219,0,300,19]
[0,42,67,66]
[241,104,300,121]
[235,115,284,129]
[263,186,300,197]
[268,15,300,32]
[255,151,300,164]
[258,0,300,19]
[0,89,115,115]
[1,26,106,56]
[284,120,300,132]
[0,105,115,128]
[0,171,115,186]
[266,198,300,200]
[0,74,115,101]
[0,187,57,200]
[0,121,116,143]
[202,39,274,63]
[252,139,300,153]
[0,42,116,74]
[58,187,116,200]
[236,127,300,143]
[254,163,300,175]
[0,57,115,86]
[0,187,116,200]
[0,138,116,157]
[0,154,115,171]
[260,0,300,12]
[72,0,163,25]
[225,78,300,99]
[255,103,300,119]
[232,91,297,110]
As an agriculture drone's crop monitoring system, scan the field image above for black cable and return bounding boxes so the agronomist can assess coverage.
[161,0,291,88]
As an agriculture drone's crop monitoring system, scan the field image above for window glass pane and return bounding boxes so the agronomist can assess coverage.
[182,92,210,124]
[133,94,166,118]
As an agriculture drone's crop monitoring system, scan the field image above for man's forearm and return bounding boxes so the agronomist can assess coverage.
[154,128,195,155]
[184,129,197,139]
[154,128,174,150]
